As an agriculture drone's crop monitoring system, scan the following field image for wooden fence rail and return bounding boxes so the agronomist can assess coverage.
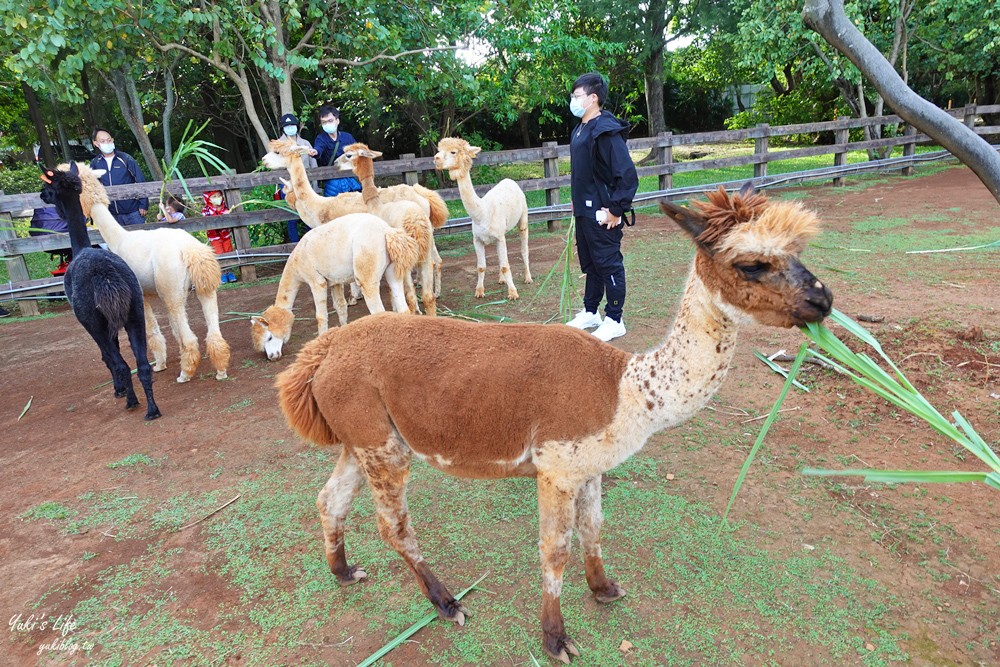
[3,103,999,315]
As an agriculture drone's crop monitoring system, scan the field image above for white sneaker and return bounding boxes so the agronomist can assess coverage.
[592,317,626,342]
[565,309,603,330]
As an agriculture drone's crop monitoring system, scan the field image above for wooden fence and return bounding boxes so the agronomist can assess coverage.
[3,103,998,316]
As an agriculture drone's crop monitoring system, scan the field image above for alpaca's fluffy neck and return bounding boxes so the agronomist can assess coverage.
[57,199,92,256]
[90,203,127,251]
[354,157,383,210]
[274,256,303,310]
[627,265,740,435]
[450,166,485,220]
[285,154,325,222]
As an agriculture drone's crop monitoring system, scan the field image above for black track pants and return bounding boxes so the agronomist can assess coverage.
[575,215,626,322]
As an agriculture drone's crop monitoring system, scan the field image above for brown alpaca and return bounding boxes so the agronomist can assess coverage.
[275,184,833,663]
[262,138,449,229]
[335,143,442,316]
[434,137,531,300]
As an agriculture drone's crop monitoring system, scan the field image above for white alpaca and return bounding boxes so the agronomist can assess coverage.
[335,143,441,316]
[434,137,531,300]
[74,163,230,382]
[250,213,419,360]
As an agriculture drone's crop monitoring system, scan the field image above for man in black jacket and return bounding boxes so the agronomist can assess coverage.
[89,128,149,226]
[564,72,639,342]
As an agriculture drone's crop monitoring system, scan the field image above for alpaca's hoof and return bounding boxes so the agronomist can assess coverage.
[507,288,520,301]
[525,275,534,284]
[152,363,166,372]
[544,634,580,664]
[474,287,485,298]
[439,601,470,626]
[176,374,192,384]
[216,370,228,380]
[145,408,162,421]
[335,566,367,586]
[115,389,127,399]
[594,582,627,603]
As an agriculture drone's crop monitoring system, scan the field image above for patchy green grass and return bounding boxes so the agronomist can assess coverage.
[107,453,158,470]
[23,447,907,666]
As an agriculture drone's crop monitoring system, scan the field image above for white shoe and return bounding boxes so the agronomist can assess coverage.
[592,317,626,342]
[565,309,603,330]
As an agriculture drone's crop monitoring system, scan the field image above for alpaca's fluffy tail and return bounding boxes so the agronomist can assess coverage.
[275,333,339,446]
[183,243,223,297]
[400,211,433,262]
[93,271,136,331]
[384,229,419,282]
[413,184,449,229]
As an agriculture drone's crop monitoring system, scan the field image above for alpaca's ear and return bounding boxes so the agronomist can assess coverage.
[279,177,291,187]
[69,161,80,175]
[660,200,715,255]
[91,168,107,179]
[251,315,269,327]
[738,181,755,198]
[469,146,482,157]
[360,148,382,159]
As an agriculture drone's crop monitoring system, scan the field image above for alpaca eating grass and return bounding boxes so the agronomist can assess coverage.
[40,164,160,420]
[434,137,531,300]
[73,163,230,383]
[275,184,833,663]
[335,142,442,316]
[250,212,419,360]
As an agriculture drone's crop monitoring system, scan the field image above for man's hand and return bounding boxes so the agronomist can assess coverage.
[139,208,147,217]
[308,149,318,157]
[600,207,621,229]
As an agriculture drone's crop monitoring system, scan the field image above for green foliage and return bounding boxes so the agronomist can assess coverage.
[0,163,43,195]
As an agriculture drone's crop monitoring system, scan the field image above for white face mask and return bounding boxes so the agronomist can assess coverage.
[98,142,115,154]
[210,196,223,206]
[283,125,298,137]
[322,121,339,134]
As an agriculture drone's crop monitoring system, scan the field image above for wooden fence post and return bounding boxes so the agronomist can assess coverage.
[542,141,560,231]
[963,104,977,130]
[833,116,850,186]
[754,124,769,180]
[0,208,40,316]
[657,132,673,192]
[225,186,257,282]
[400,154,419,186]
[901,124,917,176]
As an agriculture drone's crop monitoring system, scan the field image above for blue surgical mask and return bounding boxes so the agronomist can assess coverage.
[283,125,298,137]
[322,122,339,134]
[98,142,115,154]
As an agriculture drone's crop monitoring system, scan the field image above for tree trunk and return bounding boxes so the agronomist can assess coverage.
[518,110,532,148]
[23,81,55,165]
[642,0,668,137]
[803,0,1000,204]
[50,94,73,161]
[80,66,97,133]
[108,68,164,180]
[162,59,179,167]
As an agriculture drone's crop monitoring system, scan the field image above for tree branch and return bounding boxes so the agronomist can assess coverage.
[803,0,1000,204]
[318,44,460,67]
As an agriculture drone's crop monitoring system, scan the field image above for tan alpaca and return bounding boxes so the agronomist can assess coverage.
[250,212,419,360]
[275,184,833,663]
[72,162,230,383]
[434,137,531,300]
[335,143,442,316]
[262,138,449,229]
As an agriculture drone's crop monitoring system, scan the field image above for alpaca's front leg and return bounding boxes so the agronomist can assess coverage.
[537,473,581,663]
[494,236,519,300]
[473,236,488,298]
[575,475,625,602]
[143,301,167,372]
[317,448,366,584]
[308,280,330,334]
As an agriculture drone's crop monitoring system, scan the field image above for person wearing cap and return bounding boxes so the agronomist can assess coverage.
[313,105,363,197]
[276,113,318,242]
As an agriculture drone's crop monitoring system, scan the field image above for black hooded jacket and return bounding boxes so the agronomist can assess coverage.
[569,110,639,218]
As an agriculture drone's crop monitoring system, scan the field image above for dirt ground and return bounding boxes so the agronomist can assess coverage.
[1,165,997,666]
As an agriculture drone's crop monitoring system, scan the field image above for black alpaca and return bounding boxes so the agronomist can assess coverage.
[40,163,161,420]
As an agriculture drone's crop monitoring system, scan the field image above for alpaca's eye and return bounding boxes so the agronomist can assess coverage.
[736,262,769,277]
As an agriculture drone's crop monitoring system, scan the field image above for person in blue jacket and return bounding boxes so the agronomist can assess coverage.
[88,128,149,226]
[313,105,362,197]
[564,72,639,343]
